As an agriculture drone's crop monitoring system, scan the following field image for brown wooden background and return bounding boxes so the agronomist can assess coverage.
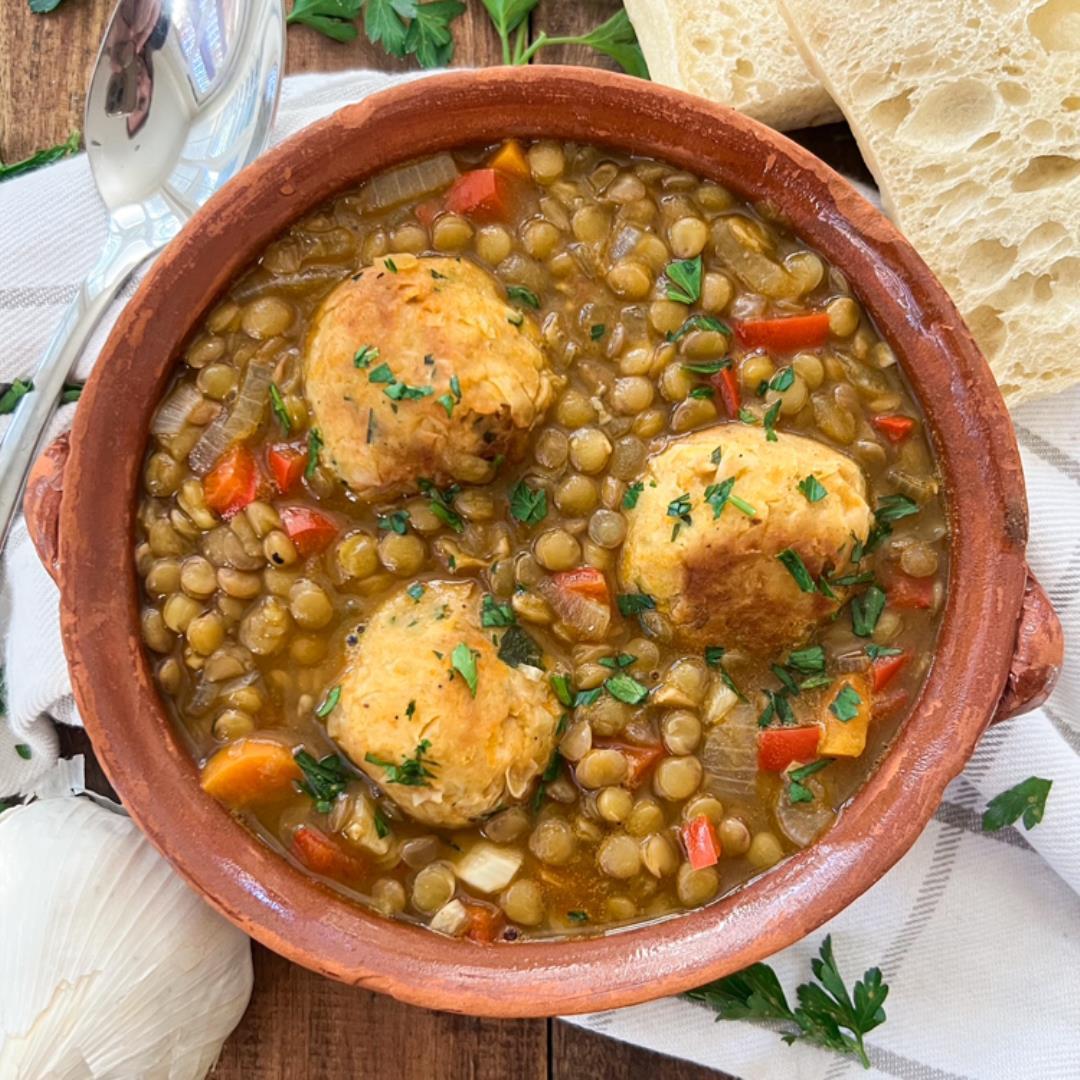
[1,1,732,1076]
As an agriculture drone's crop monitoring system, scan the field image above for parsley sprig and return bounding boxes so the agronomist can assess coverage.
[294,750,350,814]
[685,936,888,1069]
[365,740,438,787]
[982,776,1052,832]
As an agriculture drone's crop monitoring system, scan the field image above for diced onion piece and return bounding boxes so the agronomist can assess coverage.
[773,780,834,847]
[607,224,644,262]
[359,153,459,212]
[151,382,203,436]
[454,841,523,893]
[701,704,759,800]
[429,898,470,937]
[702,678,738,725]
[537,575,611,642]
[189,354,275,475]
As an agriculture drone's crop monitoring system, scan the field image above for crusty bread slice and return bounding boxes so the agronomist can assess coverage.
[623,0,840,131]
[778,0,1080,404]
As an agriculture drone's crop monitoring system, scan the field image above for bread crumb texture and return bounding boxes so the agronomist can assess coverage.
[623,0,840,130]
[779,0,1080,404]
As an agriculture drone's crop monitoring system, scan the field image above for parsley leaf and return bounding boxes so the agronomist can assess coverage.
[787,758,831,803]
[451,642,480,696]
[507,284,541,309]
[622,481,644,509]
[497,625,544,669]
[419,478,465,533]
[682,359,731,375]
[829,684,862,723]
[667,492,693,539]
[287,0,363,42]
[982,776,1052,832]
[798,475,827,503]
[305,428,323,479]
[404,0,467,68]
[591,323,606,340]
[763,398,782,442]
[353,344,379,368]
[481,594,516,627]
[851,585,886,638]
[509,480,548,525]
[604,673,650,705]
[617,592,655,616]
[875,494,919,523]
[787,645,825,674]
[777,549,816,593]
[704,478,734,518]
[864,644,902,660]
[314,686,342,718]
[368,362,394,384]
[294,749,350,813]
[0,129,79,182]
[377,509,411,535]
[550,673,574,706]
[665,255,702,304]
[769,367,795,392]
[0,378,33,415]
[407,582,426,602]
[365,740,438,787]
[666,313,731,343]
[269,382,292,434]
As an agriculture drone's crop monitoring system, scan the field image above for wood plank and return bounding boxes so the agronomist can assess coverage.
[530,0,623,70]
[211,945,548,1080]
[553,1020,734,1080]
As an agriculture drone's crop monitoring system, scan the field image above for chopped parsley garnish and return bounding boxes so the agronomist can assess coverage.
[710,446,723,466]
[623,481,644,509]
[384,257,398,272]
[497,625,544,669]
[604,673,650,705]
[776,549,816,593]
[407,582,426,602]
[591,323,606,340]
[982,776,1052,832]
[451,642,480,696]
[763,398,782,442]
[305,428,323,479]
[617,592,655,617]
[664,255,703,305]
[384,380,434,401]
[876,494,919,522]
[509,480,548,525]
[450,374,462,400]
[353,344,379,368]
[684,934,888,1069]
[314,686,342,718]
[798,475,827,503]
[377,509,411,534]
[787,758,832,803]
[438,372,463,417]
[598,653,636,670]
[730,493,757,516]
[0,378,32,415]
[368,362,394,384]
[829,684,862,723]
[771,664,801,696]
[704,646,725,667]
[851,585,886,638]
[666,313,731,343]
[481,594,516,627]
[365,740,437,787]
[738,407,758,424]
[294,750,349,813]
[507,284,540,309]
[799,673,834,691]
[667,492,693,539]
[769,367,795,392]
[704,478,734,518]
[550,673,574,706]
[269,382,292,434]
[418,478,465,533]
[405,700,416,719]
[373,810,390,838]
[567,910,590,923]
[681,358,730,375]
[437,392,455,417]
[787,645,826,674]
[532,749,564,812]
[829,570,875,587]
[865,644,902,660]
[689,385,715,399]
[758,689,794,728]
[574,687,603,708]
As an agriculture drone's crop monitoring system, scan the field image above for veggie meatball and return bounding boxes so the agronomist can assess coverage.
[303,254,557,500]
[329,580,560,828]
[619,424,872,654]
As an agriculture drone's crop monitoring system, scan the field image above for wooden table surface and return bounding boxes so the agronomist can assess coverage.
[2,3,731,1077]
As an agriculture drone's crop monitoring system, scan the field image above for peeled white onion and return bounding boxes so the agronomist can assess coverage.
[0,797,252,1079]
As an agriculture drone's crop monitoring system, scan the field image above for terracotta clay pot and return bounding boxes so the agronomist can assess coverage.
[24,68,1063,1017]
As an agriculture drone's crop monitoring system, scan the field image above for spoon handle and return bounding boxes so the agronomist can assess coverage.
[0,234,151,552]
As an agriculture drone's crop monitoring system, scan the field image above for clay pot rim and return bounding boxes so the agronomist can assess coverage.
[58,67,1030,1017]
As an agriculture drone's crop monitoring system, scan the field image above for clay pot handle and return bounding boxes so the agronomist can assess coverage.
[993,570,1063,723]
[23,433,69,586]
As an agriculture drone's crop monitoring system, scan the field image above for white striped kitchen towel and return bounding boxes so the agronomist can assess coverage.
[1,70,1078,1080]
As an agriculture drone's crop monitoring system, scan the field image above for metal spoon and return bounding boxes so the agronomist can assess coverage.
[0,0,284,549]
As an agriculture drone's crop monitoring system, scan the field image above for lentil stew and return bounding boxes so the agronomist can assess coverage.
[136,139,947,943]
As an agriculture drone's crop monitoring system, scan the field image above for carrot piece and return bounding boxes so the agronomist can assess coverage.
[735,313,830,352]
[872,414,916,443]
[757,726,821,772]
[871,651,909,692]
[709,366,741,418]
[445,169,515,221]
[415,198,442,227]
[488,139,531,179]
[819,673,872,758]
[603,742,663,789]
[279,506,338,557]
[203,445,258,517]
[463,900,506,944]
[200,739,302,808]
[553,566,609,602]
[267,444,308,495]
[291,825,365,883]
[887,572,935,610]
[681,815,722,870]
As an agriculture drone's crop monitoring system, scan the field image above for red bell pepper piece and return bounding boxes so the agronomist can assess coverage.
[463,900,506,944]
[203,445,258,518]
[681,815,722,870]
[872,414,916,443]
[735,312,830,352]
[279,506,339,558]
[871,650,909,692]
[291,826,364,883]
[709,366,742,418]
[267,444,308,495]
[757,725,821,772]
[595,741,663,789]
[887,573,935,610]
[553,566,609,601]
[445,169,515,221]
